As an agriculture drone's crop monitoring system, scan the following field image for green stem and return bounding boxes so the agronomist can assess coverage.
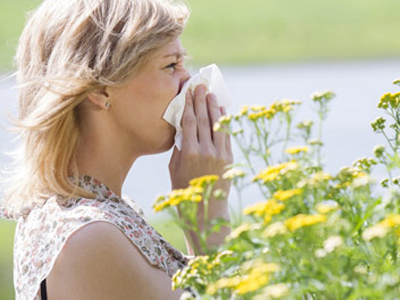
[282,114,292,155]
[317,110,323,167]
[235,181,243,226]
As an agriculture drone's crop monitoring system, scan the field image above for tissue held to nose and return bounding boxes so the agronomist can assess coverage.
[163,64,231,150]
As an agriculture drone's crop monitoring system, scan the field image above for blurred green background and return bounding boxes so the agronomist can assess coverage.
[1,0,400,298]
[1,0,400,70]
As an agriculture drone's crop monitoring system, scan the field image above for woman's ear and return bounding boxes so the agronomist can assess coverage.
[87,88,111,109]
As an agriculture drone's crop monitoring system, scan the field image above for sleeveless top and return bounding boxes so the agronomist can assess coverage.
[2,175,189,300]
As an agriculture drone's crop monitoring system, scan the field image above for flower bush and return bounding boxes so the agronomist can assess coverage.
[154,79,400,299]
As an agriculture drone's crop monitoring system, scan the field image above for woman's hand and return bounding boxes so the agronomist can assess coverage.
[168,84,233,254]
[168,84,233,191]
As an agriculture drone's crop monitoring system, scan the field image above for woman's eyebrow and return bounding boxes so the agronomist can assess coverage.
[162,50,188,59]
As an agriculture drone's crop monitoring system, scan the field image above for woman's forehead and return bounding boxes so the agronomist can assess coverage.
[158,38,186,59]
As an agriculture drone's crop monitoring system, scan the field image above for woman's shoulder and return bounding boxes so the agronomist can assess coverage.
[13,195,145,299]
[13,194,189,300]
[47,221,183,300]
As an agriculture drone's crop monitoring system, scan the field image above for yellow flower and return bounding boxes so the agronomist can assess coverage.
[297,120,314,129]
[254,168,280,182]
[235,105,249,120]
[152,186,204,212]
[240,105,249,115]
[263,108,276,120]
[379,215,400,227]
[254,161,299,183]
[222,168,246,180]
[323,236,343,253]
[362,224,390,241]
[335,167,368,188]
[243,200,285,224]
[212,250,234,267]
[297,172,332,189]
[312,171,332,182]
[285,214,327,231]
[285,146,309,155]
[251,105,266,111]
[316,200,339,214]
[207,259,282,296]
[362,215,400,241]
[228,223,262,240]
[273,189,302,201]
[311,90,335,102]
[308,139,323,146]
[354,265,368,275]
[378,92,400,109]
[219,115,233,123]
[206,276,241,295]
[236,274,270,295]
[235,263,280,295]
[255,283,289,299]
[248,111,266,121]
[213,122,222,132]
[213,115,232,131]
[263,221,287,238]
[189,175,219,187]
[270,99,301,114]
[171,267,186,290]
[188,255,211,270]
[153,203,166,212]
[246,105,278,121]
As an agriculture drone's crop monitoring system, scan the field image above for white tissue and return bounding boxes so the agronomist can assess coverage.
[163,64,231,150]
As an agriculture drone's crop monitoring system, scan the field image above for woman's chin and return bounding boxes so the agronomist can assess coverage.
[151,128,176,154]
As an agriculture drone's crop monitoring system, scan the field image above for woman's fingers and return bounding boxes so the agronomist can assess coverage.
[181,90,198,150]
[181,85,232,161]
[207,93,225,150]
[193,85,212,144]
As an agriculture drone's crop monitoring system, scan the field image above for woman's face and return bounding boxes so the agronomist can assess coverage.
[108,37,190,156]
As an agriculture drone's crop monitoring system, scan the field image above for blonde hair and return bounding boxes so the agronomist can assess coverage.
[2,0,190,218]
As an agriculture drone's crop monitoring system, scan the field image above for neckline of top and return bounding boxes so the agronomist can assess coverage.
[74,175,120,200]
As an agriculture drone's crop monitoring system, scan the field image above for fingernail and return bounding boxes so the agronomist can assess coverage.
[195,84,206,94]
[207,93,217,103]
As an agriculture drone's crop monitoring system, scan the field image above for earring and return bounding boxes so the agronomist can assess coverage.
[105,102,111,108]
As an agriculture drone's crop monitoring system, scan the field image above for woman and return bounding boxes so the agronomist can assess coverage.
[1,0,233,299]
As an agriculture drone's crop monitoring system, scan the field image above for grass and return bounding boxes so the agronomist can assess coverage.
[0,221,16,299]
[181,0,400,65]
[1,0,400,70]
[0,0,42,72]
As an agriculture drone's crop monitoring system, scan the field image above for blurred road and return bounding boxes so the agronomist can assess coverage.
[1,59,400,218]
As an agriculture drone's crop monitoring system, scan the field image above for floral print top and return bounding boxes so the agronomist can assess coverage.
[4,176,189,300]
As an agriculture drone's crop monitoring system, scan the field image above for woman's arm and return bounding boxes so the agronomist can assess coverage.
[47,222,183,300]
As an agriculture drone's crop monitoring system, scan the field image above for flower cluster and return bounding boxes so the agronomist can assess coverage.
[153,186,204,212]
[362,214,400,241]
[371,116,386,132]
[243,200,285,224]
[157,81,400,299]
[285,146,309,155]
[378,92,400,109]
[285,213,327,231]
[311,90,336,103]
[253,161,298,183]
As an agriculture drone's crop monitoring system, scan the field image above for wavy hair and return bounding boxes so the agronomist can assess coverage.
[2,0,190,218]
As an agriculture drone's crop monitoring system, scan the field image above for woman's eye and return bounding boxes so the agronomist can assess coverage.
[166,62,178,70]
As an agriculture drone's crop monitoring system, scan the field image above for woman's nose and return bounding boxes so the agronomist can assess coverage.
[178,68,191,93]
